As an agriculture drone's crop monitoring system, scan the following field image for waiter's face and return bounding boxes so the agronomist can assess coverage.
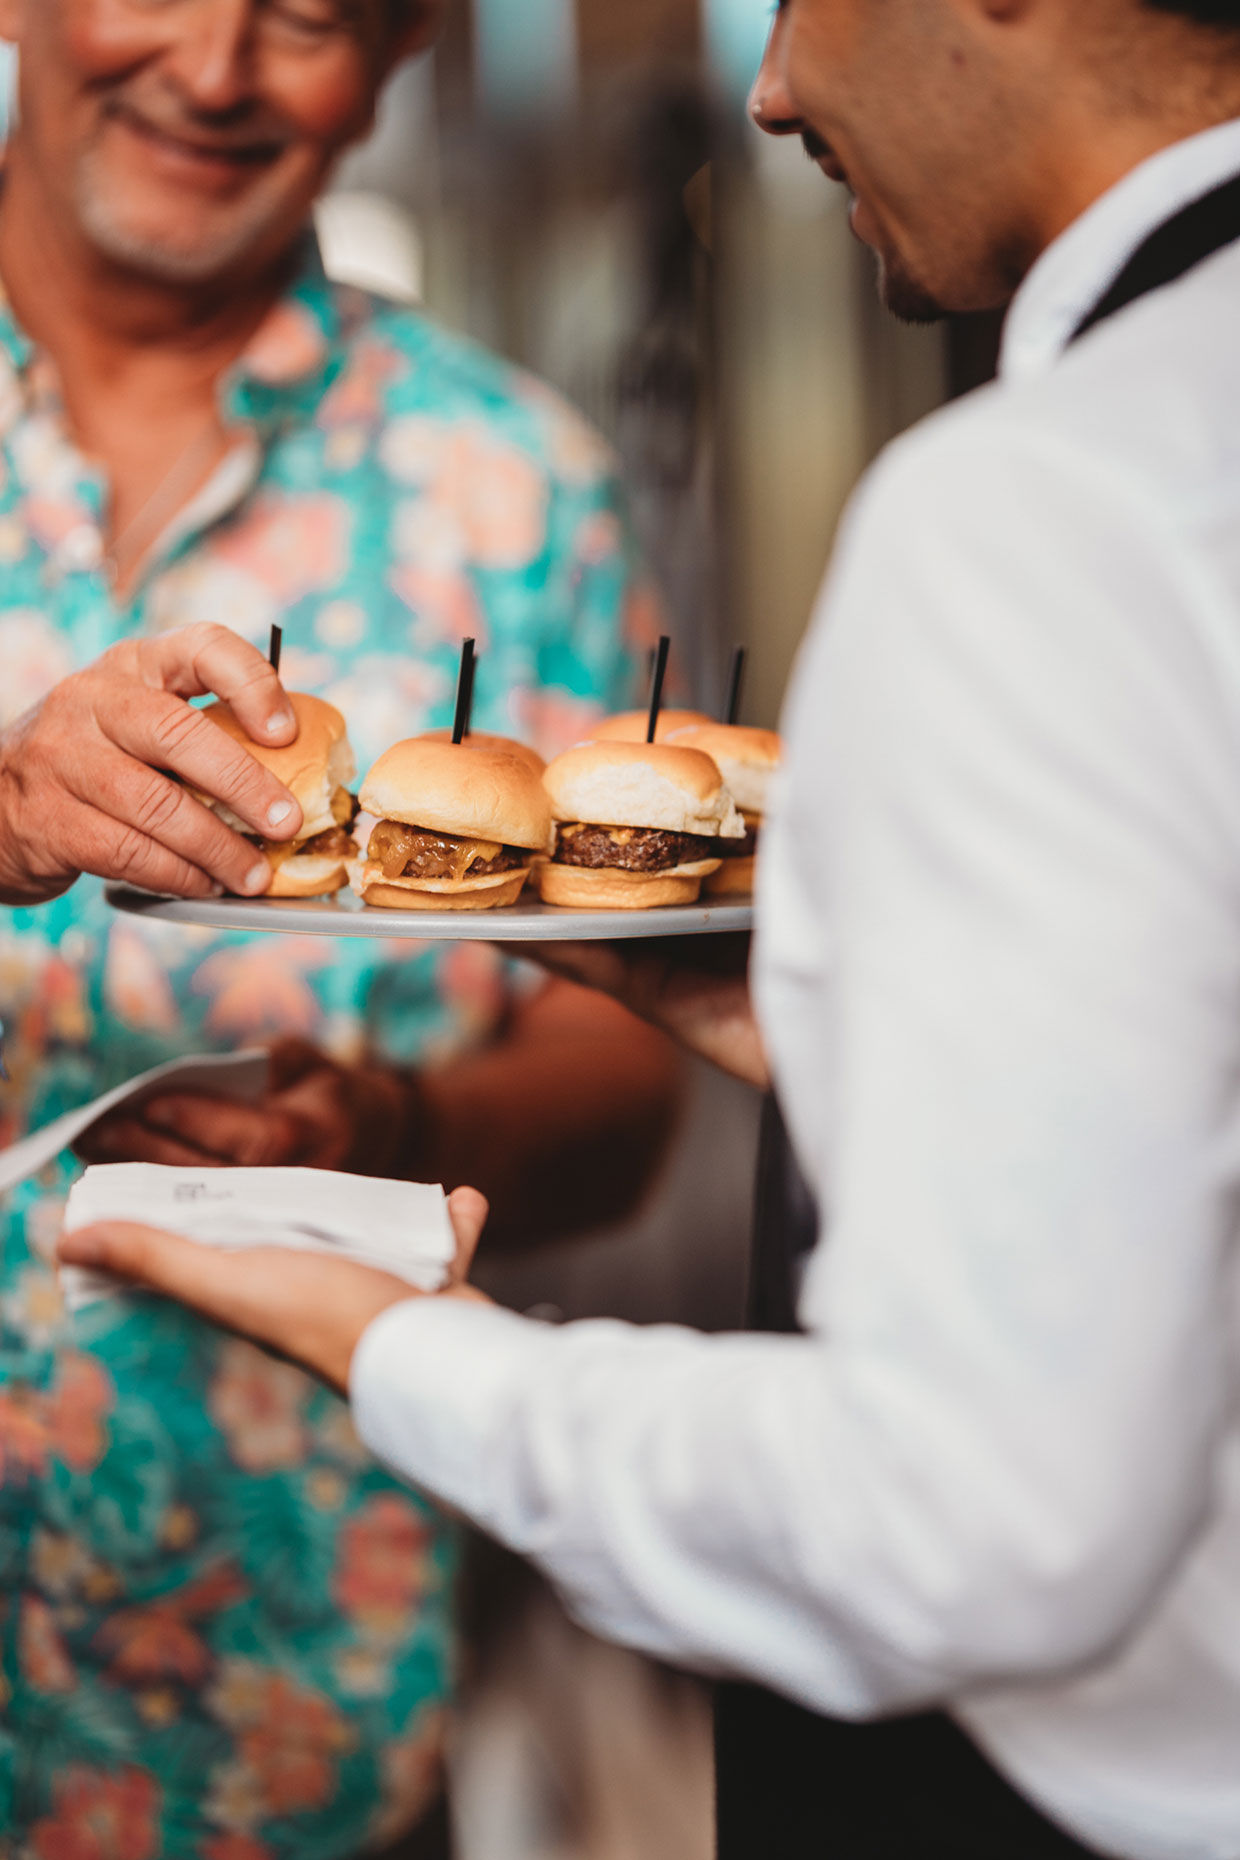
[750,0,1045,319]
[0,0,441,285]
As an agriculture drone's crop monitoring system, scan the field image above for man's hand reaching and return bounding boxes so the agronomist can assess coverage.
[56,1188,491,1397]
[0,623,304,906]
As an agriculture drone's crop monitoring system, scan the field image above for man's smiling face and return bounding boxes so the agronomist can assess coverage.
[0,0,432,284]
[750,0,1046,320]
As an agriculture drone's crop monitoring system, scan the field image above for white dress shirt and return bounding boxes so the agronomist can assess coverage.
[352,120,1240,1860]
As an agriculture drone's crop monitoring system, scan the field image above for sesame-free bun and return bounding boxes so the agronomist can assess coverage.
[361,738,552,852]
[197,692,356,839]
[537,860,720,911]
[419,729,546,776]
[543,741,745,839]
[356,866,532,912]
[666,724,781,819]
[267,855,352,900]
[590,709,713,744]
[704,856,756,898]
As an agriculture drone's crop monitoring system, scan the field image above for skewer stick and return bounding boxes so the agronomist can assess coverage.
[268,624,283,676]
[452,637,477,745]
[646,635,671,744]
[724,646,746,726]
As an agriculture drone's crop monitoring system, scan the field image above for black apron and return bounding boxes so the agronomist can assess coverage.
[716,166,1240,1860]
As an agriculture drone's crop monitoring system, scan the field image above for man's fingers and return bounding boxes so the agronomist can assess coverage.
[447,1187,489,1279]
[55,1225,419,1393]
[74,1114,217,1169]
[59,1221,242,1312]
[102,689,302,847]
[66,747,276,897]
[140,1093,312,1167]
[141,624,298,746]
[43,791,222,899]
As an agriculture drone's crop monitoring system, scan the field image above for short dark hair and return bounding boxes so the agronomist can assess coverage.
[1144,0,1240,23]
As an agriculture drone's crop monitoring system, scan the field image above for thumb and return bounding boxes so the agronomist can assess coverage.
[447,1187,489,1282]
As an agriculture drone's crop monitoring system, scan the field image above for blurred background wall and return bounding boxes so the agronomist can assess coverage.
[325,0,948,729]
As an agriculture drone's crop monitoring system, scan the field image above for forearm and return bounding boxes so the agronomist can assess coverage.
[414,981,685,1249]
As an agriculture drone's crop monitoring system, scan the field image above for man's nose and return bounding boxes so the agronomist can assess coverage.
[749,26,801,139]
[165,0,258,114]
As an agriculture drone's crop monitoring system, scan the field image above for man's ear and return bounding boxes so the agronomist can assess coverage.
[384,0,447,72]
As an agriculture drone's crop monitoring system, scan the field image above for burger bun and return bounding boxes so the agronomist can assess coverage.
[537,859,720,912]
[356,864,532,913]
[666,723,781,819]
[361,737,552,852]
[196,692,355,839]
[544,741,744,839]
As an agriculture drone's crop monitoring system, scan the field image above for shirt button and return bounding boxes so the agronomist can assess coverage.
[58,523,103,574]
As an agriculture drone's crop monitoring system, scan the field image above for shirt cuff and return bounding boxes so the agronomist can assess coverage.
[349,1295,545,1519]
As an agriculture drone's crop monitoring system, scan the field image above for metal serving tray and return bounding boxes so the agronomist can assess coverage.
[105,885,754,943]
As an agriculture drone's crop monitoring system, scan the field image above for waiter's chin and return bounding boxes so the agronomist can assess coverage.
[850,199,947,325]
[872,245,947,324]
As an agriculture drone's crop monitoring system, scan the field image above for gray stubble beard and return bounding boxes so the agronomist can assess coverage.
[72,141,295,285]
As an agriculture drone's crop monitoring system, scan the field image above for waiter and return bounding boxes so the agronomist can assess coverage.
[60,0,1240,1854]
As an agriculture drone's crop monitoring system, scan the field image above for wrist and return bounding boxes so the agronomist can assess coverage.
[0,732,73,907]
[345,1062,441,1182]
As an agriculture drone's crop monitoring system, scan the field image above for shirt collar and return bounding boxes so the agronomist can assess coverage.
[0,230,355,433]
[1000,116,1240,384]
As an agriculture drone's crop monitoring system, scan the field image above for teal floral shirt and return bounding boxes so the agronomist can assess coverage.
[0,248,651,1858]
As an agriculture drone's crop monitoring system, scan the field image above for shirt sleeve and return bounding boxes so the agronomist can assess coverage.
[353,403,1240,1718]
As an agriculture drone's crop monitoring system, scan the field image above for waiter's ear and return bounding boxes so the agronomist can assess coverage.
[0,0,24,43]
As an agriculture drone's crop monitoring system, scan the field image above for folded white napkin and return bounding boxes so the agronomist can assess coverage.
[61,1163,456,1311]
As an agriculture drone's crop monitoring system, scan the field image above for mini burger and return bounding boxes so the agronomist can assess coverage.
[197,692,359,898]
[540,740,745,910]
[356,737,552,912]
[667,723,782,896]
[589,708,712,744]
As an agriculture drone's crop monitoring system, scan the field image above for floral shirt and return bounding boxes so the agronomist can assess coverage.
[0,247,652,1858]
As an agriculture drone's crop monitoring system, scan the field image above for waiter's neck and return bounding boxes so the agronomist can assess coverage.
[1030,99,1240,258]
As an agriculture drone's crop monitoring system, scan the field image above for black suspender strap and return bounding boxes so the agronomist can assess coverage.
[1072,165,1240,342]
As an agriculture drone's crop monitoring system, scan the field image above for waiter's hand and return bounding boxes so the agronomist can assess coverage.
[76,1039,430,1180]
[56,1188,492,1396]
[0,623,303,906]
[505,932,769,1090]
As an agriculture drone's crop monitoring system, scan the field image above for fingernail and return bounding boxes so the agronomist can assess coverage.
[267,799,295,829]
[243,862,271,895]
[266,710,295,736]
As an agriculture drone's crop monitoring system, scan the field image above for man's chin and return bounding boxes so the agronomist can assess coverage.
[74,158,294,285]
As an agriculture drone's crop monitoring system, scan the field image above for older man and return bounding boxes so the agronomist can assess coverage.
[66,1,1240,1858]
[0,0,677,1853]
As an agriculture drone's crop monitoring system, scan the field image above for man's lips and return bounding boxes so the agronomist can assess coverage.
[801,130,849,186]
[107,102,287,173]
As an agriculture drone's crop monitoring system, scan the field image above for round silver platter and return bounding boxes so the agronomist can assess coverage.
[105,885,754,943]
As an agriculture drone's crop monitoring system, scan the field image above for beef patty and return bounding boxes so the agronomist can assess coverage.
[553,824,717,874]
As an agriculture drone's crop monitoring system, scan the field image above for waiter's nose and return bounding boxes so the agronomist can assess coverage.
[749,31,801,139]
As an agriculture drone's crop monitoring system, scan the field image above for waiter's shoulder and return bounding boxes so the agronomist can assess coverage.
[337,283,620,487]
[856,240,1240,549]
